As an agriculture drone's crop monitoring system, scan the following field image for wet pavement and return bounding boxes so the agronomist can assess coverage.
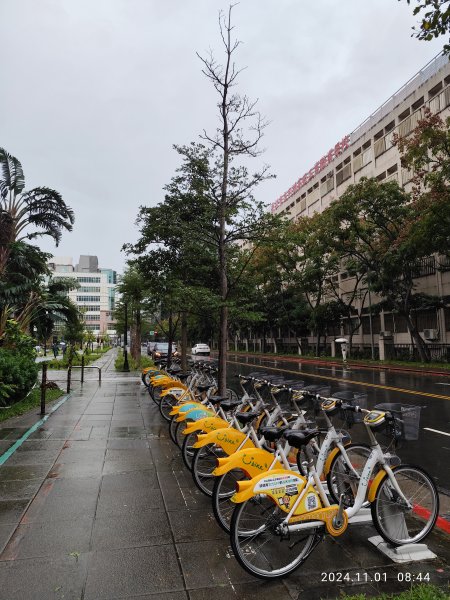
[0,349,448,599]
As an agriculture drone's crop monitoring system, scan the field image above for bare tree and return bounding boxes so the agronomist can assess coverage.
[197,5,272,393]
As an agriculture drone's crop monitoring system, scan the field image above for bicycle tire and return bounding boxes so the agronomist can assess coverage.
[230,496,320,579]
[371,464,439,546]
[159,393,178,422]
[326,443,372,507]
[169,416,181,446]
[212,469,249,533]
[191,444,226,496]
[181,431,198,471]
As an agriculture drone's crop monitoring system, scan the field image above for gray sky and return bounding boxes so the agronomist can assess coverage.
[0,0,444,273]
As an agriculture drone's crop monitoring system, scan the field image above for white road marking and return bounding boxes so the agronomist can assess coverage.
[424,427,450,437]
[436,382,450,386]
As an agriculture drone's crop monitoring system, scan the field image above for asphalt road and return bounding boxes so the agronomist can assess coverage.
[225,353,450,495]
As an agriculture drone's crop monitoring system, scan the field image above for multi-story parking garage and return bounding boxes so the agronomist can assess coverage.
[265,52,450,360]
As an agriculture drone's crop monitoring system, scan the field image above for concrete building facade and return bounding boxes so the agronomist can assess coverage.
[48,255,118,339]
[269,53,450,359]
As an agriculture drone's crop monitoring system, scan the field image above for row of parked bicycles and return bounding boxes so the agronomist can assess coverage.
[141,360,439,579]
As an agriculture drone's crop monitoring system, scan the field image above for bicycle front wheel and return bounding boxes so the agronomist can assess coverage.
[230,496,319,579]
[371,464,439,546]
[212,469,249,533]
[159,393,178,422]
[191,444,226,496]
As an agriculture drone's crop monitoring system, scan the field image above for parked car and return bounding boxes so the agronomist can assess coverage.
[152,342,178,360]
[191,343,211,355]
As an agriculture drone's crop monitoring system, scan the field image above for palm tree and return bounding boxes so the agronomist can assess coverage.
[0,147,74,275]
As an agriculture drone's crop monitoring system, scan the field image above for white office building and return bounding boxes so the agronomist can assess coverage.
[48,255,118,339]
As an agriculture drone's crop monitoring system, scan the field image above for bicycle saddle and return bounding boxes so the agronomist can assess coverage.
[220,399,242,411]
[283,428,320,448]
[235,410,262,425]
[259,426,287,442]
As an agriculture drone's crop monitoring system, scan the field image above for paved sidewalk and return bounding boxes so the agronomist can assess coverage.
[0,350,448,599]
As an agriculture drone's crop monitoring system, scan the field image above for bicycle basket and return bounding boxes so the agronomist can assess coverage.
[374,403,422,441]
[302,385,332,412]
[332,391,368,425]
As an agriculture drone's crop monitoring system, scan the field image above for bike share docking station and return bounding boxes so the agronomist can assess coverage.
[326,486,438,564]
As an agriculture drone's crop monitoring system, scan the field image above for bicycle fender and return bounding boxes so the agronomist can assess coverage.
[231,470,310,514]
[170,402,203,416]
[176,407,215,422]
[323,447,341,477]
[367,468,390,503]
[160,388,185,397]
[160,381,188,391]
[213,448,281,478]
[183,417,229,435]
[193,428,254,454]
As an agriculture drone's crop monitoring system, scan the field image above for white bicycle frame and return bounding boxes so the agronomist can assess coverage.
[283,428,411,533]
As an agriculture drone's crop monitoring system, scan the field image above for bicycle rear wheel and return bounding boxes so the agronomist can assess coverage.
[371,464,439,546]
[230,496,320,579]
[326,443,371,507]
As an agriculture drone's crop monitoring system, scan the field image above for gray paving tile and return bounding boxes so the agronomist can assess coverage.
[187,582,293,600]
[2,516,92,560]
[83,545,184,599]
[107,439,149,449]
[58,449,106,463]
[101,469,158,493]
[5,450,59,466]
[176,539,255,588]
[0,523,16,555]
[0,553,87,600]
[0,479,42,501]
[0,499,30,524]
[91,508,171,550]
[48,461,104,479]
[96,487,164,517]
[0,465,50,482]
[167,508,228,543]
[23,485,98,523]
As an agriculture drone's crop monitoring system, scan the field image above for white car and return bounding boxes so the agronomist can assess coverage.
[191,343,211,355]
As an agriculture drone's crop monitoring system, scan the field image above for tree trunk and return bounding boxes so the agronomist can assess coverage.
[135,307,141,364]
[405,313,431,362]
[181,310,188,371]
[167,311,173,369]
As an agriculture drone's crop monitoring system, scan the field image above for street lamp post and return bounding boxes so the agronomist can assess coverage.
[123,302,130,372]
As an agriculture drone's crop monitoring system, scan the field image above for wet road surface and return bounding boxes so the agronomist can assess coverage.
[226,353,450,496]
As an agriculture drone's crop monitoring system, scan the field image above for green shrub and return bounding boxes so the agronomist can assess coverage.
[0,320,39,406]
[115,349,153,371]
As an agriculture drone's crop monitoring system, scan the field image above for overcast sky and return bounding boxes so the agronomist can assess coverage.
[0,0,444,273]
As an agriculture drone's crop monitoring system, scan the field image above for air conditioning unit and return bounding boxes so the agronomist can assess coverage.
[379,331,393,338]
[423,329,439,341]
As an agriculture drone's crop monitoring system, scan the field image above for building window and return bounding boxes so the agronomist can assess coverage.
[76,296,101,302]
[77,276,101,283]
[78,287,101,293]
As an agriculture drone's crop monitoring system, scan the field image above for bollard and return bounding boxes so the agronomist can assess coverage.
[67,365,72,394]
[81,355,85,384]
[40,363,47,415]
[99,367,102,384]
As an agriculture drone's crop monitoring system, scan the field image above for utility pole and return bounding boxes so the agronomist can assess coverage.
[123,302,130,372]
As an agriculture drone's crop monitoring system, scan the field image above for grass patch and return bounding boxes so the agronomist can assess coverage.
[341,584,449,600]
[43,351,106,370]
[229,350,450,371]
[0,386,65,423]
[115,350,153,371]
